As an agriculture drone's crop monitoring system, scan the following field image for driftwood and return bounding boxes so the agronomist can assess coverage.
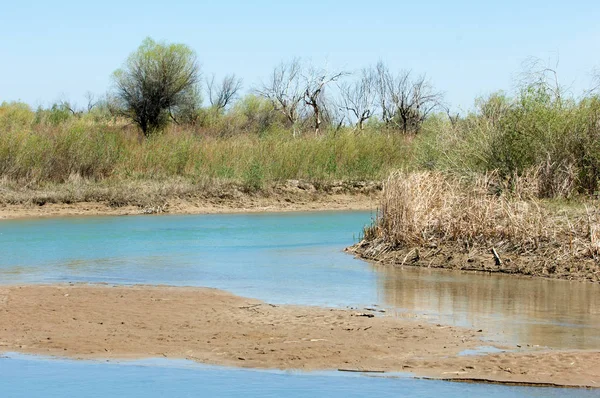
[491,247,502,266]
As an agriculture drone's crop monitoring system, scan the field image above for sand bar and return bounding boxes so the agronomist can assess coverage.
[0,284,598,388]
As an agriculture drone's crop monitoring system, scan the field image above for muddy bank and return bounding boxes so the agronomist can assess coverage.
[0,180,380,219]
[0,284,598,388]
[348,239,600,284]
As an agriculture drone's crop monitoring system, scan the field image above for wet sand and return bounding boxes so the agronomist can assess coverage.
[0,284,598,388]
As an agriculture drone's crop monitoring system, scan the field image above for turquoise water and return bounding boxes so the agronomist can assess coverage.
[0,212,379,306]
[2,211,599,349]
[1,211,599,396]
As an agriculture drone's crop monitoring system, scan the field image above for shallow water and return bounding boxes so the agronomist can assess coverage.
[374,265,600,349]
[1,211,599,349]
[0,212,379,306]
[0,354,595,398]
[1,211,600,396]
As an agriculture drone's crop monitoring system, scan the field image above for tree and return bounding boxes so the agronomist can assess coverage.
[592,67,600,94]
[303,66,346,135]
[84,92,98,113]
[339,68,377,130]
[375,61,442,134]
[257,59,304,134]
[112,37,200,136]
[207,74,243,112]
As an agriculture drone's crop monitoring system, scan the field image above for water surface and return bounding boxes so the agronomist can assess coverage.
[2,211,600,396]
[0,212,378,306]
[1,211,599,349]
[0,354,595,398]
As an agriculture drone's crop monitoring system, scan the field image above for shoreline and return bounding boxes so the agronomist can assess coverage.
[0,284,598,388]
[0,191,379,220]
[348,239,600,284]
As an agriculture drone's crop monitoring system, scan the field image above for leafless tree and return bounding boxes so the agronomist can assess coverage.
[60,100,78,116]
[303,66,346,135]
[519,56,564,103]
[375,61,443,134]
[375,61,394,125]
[207,74,243,112]
[84,91,98,113]
[443,105,460,128]
[257,59,304,134]
[338,68,377,130]
[591,67,600,94]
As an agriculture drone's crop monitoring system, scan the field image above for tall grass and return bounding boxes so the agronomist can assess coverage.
[0,102,412,190]
[3,77,600,202]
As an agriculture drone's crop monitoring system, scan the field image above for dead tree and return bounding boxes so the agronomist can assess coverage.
[375,62,442,134]
[257,59,304,135]
[84,92,98,113]
[443,104,460,127]
[339,68,377,130]
[303,66,346,135]
[375,61,394,125]
[592,67,600,94]
[207,74,243,112]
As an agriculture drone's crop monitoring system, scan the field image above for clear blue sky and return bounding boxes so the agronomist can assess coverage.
[2,0,599,111]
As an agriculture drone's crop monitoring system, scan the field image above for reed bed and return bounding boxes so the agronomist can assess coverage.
[359,171,600,282]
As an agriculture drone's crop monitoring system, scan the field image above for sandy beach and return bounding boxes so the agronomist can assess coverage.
[0,284,597,388]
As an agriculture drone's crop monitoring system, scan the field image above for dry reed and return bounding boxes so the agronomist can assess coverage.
[360,170,600,281]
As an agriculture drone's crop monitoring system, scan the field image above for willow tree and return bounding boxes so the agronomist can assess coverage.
[112,38,200,136]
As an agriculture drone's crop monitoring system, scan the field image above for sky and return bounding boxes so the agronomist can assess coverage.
[1,0,599,112]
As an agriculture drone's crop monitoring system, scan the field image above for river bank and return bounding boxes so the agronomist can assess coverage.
[0,284,598,388]
[348,238,600,284]
[0,180,380,219]
[350,171,600,284]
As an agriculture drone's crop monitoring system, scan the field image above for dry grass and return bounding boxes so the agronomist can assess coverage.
[359,170,600,282]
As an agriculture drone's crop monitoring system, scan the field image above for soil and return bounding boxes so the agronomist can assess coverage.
[0,284,598,388]
[0,191,378,220]
[349,239,600,284]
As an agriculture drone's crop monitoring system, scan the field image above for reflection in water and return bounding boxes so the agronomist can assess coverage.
[373,264,600,349]
[2,212,599,351]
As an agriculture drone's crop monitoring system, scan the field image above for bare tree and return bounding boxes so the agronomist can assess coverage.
[519,56,563,104]
[58,100,78,116]
[207,74,243,112]
[338,68,377,130]
[84,91,98,113]
[257,59,304,134]
[375,62,442,134]
[443,104,460,128]
[303,66,346,135]
[375,61,394,125]
[591,67,600,94]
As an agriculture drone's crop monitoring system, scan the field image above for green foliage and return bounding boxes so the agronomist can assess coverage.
[0,123,124,183]
[0,102,35,132]
[45,103,73,125]
[0,118,411,188]
[242,160,265,191]
[412,80,600,197]
[5,59,600,200]
[112,37,200,136]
